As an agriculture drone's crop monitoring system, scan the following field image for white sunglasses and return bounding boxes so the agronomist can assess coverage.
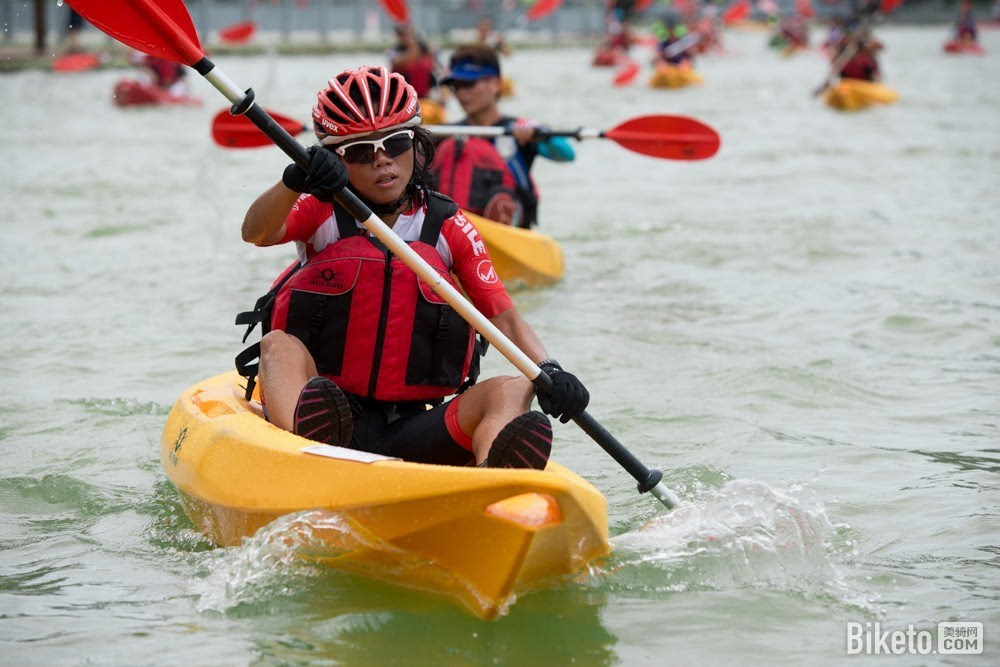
[333,129,415,164]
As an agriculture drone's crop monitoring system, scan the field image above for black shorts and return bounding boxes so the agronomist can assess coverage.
[350,397,474,466]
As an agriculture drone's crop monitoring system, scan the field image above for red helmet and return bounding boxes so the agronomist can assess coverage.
[312,66,421,145]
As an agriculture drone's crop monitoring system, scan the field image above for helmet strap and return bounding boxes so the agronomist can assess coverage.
[354,185,419,216]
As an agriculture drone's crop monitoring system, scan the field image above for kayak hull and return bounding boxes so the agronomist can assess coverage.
[943,39,985,54]
[161,372,609,618]
[113,79,201,107]
[823,78,899,111]
[649,64,704,88]
[465,210,564,287]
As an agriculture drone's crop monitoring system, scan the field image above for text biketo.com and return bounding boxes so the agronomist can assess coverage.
[847,622,983,656]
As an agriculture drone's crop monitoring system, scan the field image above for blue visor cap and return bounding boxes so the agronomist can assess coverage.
[441,61,501,84]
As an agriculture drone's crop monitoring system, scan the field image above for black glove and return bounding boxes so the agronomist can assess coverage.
[282,145,348,202]
[535,359,590,424]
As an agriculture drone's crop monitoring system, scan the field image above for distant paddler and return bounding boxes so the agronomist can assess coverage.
[388,22,448,124]
[432,45,575,229]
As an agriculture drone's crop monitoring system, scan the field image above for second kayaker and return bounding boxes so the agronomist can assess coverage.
[431,45,575,228]
[238,65,589,470]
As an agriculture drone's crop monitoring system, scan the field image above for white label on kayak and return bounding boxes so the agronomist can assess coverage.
[301,444,398,463]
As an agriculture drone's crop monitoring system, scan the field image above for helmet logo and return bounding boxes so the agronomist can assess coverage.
[319,118,339,132]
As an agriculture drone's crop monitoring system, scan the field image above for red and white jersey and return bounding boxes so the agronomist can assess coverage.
[281,193,514,319]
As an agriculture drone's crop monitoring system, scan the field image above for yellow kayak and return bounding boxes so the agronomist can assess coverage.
[418,98,447,124]
[649,64,704,89]
[823,78,899,112]
[161,371,609,619]
[500,76,515,97]
[466,210,564,287]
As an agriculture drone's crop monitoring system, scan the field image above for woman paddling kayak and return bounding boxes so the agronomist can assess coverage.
[238,65,589,469]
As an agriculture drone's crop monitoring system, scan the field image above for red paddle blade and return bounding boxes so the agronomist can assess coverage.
[605,115,720,161]
[212,107,307,148]
[880,0,904,13]
[796,0,815,18]
[219,20,257,44]
[722,0,751,25]
[633,0,655,11]
[613,60,640,87]
[66,0,203,66]
[378,0,409,23]
[525,0,562,22]
[52,52,101,72]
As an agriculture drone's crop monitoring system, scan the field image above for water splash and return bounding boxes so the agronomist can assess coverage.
[192,510,375,614]
[602,479,868,607]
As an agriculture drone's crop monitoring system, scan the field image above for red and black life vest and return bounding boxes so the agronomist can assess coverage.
[236,193,481,403]
[840,50,879,81]
[432,136,524,227]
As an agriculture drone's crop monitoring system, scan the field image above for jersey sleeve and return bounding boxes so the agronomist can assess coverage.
[441,210,514,319]
[280,194,333,244]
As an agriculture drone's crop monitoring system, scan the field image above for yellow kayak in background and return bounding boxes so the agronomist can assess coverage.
[649,63,704,89]
[418,98,447,124]
[161,372,609,619]
[823,78,899,112]
[466,210,564,287]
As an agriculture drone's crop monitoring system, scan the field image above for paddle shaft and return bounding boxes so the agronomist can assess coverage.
[196,59,679,509]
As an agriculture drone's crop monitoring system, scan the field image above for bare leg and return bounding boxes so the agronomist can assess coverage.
[455,376,536,464]
[259,330,318,431]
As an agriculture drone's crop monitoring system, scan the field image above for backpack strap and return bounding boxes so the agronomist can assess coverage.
[419,191,459,244]
[234,259,302,400]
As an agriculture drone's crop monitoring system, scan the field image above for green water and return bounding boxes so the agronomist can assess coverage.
[2,26,998,665]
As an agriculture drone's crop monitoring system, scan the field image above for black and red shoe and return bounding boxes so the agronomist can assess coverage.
[293,376,353,448]
[486,411,552,470]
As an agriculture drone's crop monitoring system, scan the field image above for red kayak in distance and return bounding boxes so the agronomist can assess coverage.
[943,39,986,54]
[218,21,257,45]
[112,79,202,107]
[52,52,101,72]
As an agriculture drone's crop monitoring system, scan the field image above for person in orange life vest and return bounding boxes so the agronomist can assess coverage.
[388,23,441,101]
[953,0,979,42]
[240,66,589,469]
[433,45,574,229]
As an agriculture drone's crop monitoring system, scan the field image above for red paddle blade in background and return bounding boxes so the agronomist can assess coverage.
[722,0,751,25]
[525,0,562,22]
[378,0,410,23]
[52,52,101,72]
[633,0,655,12]
[219,20,257,44]
[211,108,308,148]
[605,115,721,161]
[880,0,904,13]
[613,60,640,87]
[65,0,203,65]
[796,0,815,18]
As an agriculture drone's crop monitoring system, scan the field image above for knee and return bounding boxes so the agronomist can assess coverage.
[489,375,535,406]
[260,330,309,368]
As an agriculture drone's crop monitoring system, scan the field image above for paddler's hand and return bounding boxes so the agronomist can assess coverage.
[536,360,590,423]
[512,118,546,145]
[282,145,348,202]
